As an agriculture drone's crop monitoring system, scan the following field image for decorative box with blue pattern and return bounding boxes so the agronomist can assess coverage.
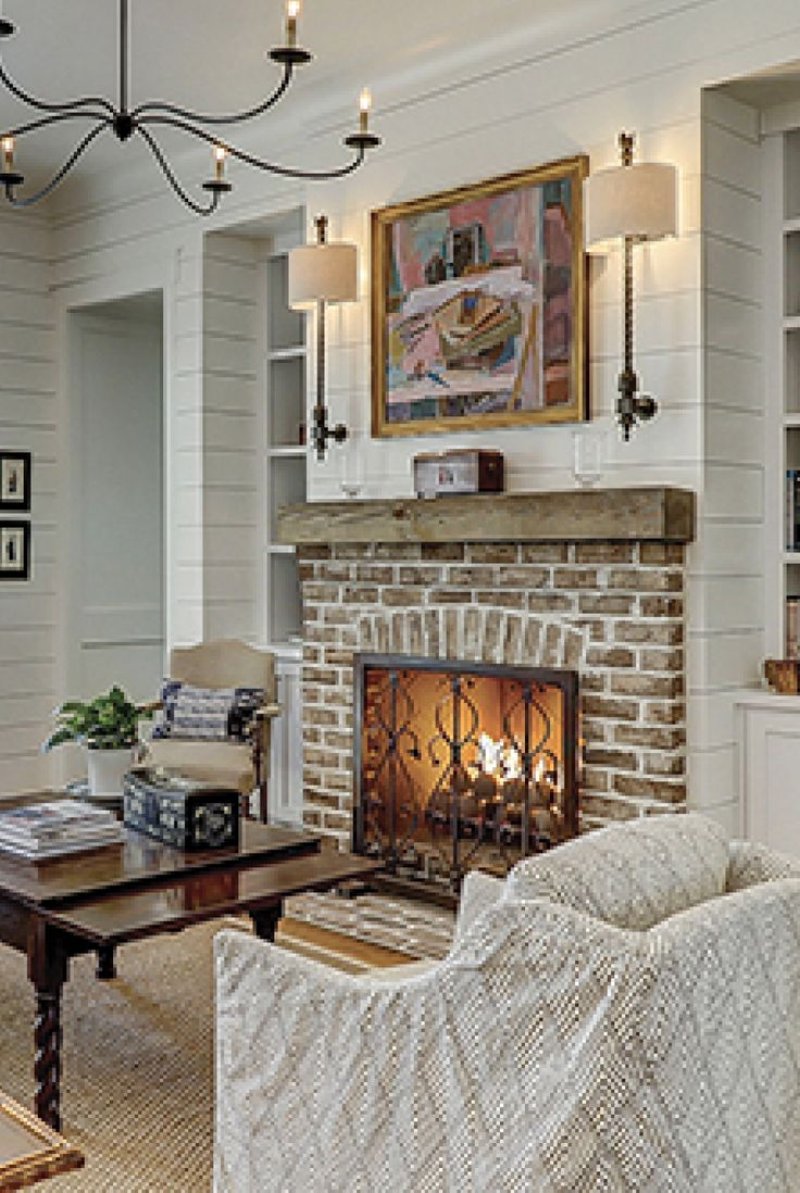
[123,767,239,850]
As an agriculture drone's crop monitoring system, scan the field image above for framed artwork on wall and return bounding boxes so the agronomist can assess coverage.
[0,521,30,580]
[371,155,589,438]
[0,450,31,512]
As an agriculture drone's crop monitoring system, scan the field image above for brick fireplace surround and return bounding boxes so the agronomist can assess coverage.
[279,488,695,849]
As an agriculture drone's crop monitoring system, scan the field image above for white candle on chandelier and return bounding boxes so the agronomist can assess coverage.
[286,0,300,48]
[213,144,227,183]
[359,88,372,134]
[1,136,14,173]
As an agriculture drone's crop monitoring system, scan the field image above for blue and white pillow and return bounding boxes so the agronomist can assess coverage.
[152,681,264,743]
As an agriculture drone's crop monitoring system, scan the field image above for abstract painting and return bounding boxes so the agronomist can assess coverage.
[371,156,588,437]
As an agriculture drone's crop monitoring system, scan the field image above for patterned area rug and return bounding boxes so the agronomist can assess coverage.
[0,921,221,1192]
[283,892,456,960]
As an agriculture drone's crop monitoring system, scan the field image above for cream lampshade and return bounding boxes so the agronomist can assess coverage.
[288,239,358,309]
[584,161,677,252]
[582,132,678,440]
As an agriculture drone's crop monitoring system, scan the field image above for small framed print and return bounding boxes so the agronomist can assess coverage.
[0,521,30,580]
[0,450,31,512]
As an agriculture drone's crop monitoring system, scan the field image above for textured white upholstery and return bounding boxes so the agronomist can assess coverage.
[214,816,800,1192]
[505,811,730,930]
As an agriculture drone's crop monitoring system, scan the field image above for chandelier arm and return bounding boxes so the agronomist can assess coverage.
[0,57,116,120]
[140,114,367,180]
[131,62,293,125]
[136,126,220,217]
[6,110,114,140]
[4,121,109,207]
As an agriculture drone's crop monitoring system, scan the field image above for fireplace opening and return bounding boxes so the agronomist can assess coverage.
[353,654,579,896]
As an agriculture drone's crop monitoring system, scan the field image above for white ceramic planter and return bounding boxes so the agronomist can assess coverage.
[86,747,132,796]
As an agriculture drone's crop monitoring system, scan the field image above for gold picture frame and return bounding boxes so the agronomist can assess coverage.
[371,155,588,438]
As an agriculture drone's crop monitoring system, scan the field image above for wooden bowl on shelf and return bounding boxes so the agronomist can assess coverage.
[764,658,800,695]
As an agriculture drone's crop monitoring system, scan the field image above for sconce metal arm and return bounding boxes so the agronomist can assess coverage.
[617,233,657,442]
[312,297,347,461]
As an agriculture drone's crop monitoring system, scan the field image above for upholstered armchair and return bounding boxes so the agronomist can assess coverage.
[214,813,800,1192]
[143,640,280,821]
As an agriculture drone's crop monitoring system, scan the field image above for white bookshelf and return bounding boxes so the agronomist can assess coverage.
[264,249,307,648]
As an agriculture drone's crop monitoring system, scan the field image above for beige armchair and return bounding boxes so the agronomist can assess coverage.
[144,640,280,821]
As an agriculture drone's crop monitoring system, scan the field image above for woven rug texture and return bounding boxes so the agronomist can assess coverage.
[0,921,219,1192]
[283,891,456,960]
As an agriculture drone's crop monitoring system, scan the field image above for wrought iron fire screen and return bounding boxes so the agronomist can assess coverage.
[353,654,579,893]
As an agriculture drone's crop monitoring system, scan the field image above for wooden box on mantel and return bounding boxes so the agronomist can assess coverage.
[413,449,504,498]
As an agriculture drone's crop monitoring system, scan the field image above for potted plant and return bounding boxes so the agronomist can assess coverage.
[43,685,152,796]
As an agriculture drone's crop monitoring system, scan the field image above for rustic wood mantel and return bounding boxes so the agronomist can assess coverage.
[278,487,695,546]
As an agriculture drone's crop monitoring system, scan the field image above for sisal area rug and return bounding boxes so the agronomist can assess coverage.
[0,921,221,1192]
[0,898,454,1190]
[283,891,456,960]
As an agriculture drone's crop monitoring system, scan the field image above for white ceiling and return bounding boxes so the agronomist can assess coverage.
[0,0,632,188]
[6,0,800,200]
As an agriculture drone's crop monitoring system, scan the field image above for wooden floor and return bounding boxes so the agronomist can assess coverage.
[276,918,421,973]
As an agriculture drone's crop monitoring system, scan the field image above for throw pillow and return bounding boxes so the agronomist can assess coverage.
[151,681,265,743]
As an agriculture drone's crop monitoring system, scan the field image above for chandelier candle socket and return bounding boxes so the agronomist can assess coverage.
[359,88,372,134]
[286,0,300,49]
[0,0,380,214]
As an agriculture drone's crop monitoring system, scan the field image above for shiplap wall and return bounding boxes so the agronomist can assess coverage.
[202,233,261,642]
[1,0,798,805]
[694,92,765,829]
[0,209,56,792]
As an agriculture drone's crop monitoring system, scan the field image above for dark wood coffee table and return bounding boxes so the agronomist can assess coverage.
[0,793,381,1131]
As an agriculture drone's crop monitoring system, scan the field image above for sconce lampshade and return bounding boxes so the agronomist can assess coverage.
[288,241,358,309]
[584,161,677,253]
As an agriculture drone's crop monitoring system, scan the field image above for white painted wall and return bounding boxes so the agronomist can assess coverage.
[694,91,765,832]
[3,0,800,806]
[67,300,164,704]
[0,208,55,793]
[201,233,261,644]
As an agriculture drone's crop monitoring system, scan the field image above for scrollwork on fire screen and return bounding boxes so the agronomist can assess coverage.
[358,660,576,892]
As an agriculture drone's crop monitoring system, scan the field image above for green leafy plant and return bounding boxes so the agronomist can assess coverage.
[43,685,152,753]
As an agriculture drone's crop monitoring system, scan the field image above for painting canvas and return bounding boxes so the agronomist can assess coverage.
[371,156,588,437]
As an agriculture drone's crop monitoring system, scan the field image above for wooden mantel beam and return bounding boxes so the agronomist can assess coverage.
[277,487,695,546]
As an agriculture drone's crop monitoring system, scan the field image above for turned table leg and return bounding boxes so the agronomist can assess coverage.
[33,988,62,1130]
[28,920,69,1131]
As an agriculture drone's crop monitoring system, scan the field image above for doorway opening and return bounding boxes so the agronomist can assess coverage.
[66,290,165,704]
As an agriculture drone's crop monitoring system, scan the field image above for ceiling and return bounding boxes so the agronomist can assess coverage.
[6,1,800,202]
[0,0,636,191]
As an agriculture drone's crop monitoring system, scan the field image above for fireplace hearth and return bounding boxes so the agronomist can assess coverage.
[354,654,579,892]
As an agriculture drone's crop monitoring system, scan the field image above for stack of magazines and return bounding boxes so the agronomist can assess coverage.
[0,799,124,860]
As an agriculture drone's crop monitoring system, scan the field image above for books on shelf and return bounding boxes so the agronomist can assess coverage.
[787,470,800,551]
[0,799,123,861]
[787,597,800,659]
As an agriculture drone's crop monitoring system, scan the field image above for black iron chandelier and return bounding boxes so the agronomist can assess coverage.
[0,0,380,214]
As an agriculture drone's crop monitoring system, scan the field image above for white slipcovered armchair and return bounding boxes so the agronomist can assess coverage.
[214,814,800,1192]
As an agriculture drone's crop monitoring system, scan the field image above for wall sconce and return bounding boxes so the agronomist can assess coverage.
[583,132,677,440]
[288,215,358,461]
